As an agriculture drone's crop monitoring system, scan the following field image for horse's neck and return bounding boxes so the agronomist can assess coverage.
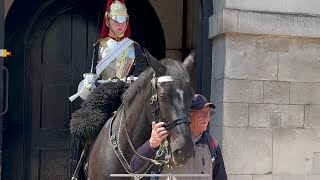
[124,90,151,147]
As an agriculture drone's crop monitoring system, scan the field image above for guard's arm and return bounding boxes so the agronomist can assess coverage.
[132,44,148,77]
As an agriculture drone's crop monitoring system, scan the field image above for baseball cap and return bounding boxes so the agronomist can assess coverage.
[190,94,215,110]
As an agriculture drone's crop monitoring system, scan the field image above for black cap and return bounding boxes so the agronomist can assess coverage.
[190,94,215,110]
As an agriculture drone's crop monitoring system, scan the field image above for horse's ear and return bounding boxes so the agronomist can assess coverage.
[143,48,166,76]
[183,52,195,75]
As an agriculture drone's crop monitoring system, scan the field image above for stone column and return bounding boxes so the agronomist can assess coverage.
[209,1,320,179]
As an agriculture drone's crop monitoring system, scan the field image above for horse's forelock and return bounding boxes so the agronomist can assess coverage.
[122,59,191,105]
[162,59,190,87]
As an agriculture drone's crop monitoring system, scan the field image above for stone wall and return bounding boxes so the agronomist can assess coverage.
[213,0,320,15]
[209,1,320,179]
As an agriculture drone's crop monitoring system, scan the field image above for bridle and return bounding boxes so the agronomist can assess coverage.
[149,73,190,165]
[150,73,190,130]
[109,73,191,177]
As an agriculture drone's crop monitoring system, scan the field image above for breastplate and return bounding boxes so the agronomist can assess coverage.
[97,37,135,80]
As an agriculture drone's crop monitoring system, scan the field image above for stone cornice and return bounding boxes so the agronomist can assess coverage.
[209,9,320,40]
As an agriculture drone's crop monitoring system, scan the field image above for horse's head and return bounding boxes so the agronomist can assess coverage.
[144,49,195,166]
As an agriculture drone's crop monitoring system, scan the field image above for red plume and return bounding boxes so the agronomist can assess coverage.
[100,0,131,38]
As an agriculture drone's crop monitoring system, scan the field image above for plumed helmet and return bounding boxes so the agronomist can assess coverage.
[106,0,129,23]
[101,0,131,38]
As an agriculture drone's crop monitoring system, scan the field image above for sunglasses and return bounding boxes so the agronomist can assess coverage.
[190,109,214,117]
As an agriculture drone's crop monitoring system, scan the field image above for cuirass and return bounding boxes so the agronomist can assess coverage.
[97,37,135,80]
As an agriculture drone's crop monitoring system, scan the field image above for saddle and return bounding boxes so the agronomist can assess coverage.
[68,81,129,179]
[69,81,129,140]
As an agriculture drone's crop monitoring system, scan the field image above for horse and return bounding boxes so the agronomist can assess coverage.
[87,50,196,179]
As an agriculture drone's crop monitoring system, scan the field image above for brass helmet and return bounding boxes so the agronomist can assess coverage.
[106,0,129,24]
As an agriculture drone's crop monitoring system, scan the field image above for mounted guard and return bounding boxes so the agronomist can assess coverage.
[68,0,147,179]
[69,0,147,102]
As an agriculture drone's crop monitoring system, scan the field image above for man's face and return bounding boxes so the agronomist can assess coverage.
[109,19,127,36]
[190,106,211,135]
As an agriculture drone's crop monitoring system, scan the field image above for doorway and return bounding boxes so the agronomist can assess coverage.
[2,0,165,179]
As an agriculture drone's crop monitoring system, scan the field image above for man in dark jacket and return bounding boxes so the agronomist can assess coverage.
[130,94,228,180]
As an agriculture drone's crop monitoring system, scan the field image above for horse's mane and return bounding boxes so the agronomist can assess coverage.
[122,58,190,104]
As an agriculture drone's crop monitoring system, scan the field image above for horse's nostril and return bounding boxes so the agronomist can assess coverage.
[173,149,189,165]
[177,150,184,160]
[174,149,182,156]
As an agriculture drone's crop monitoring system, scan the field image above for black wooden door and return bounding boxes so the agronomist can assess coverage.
[3,0,165,179]
[24,2,98,180]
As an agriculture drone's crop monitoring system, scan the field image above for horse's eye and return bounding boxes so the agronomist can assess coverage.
[159,93,167,100]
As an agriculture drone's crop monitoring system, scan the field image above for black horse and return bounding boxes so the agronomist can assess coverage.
[87,51,195,179]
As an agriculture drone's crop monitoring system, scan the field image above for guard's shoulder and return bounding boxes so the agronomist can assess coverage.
[132,40,140,46]
[93,38,101,46]
[93,37,110,46]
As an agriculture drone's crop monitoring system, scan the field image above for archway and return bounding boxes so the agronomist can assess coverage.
[2,0,165,179]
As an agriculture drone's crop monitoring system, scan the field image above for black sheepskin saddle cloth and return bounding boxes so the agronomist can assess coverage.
[70,81,129,140]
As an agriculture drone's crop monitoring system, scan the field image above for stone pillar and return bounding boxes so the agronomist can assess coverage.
[209,1,320,179]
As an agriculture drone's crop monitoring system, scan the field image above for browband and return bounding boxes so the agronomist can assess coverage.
[157,76,173,83]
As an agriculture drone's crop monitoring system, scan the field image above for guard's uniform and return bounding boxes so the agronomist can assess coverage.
[90,0,147,80]
[68,1,148,178]
[91,36,147,80]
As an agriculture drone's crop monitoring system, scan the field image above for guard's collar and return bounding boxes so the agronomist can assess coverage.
[108,33,126,41]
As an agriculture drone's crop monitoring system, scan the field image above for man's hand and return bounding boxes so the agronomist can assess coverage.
[149,121,168,149]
